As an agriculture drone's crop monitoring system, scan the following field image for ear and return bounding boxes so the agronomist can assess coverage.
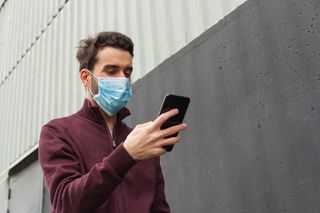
[80,69,90,86]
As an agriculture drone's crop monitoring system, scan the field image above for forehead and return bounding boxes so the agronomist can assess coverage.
[95,46,132,68]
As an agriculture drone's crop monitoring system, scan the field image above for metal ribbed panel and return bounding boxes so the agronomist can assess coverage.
[0,0,246,174]
[0,0,66,87]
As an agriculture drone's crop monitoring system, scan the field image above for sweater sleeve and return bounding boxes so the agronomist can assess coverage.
[150,158,171,213]
[38,123,136,213]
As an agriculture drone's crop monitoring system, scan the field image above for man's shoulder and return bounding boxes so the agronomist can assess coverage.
[39,112,84,149]
[42,112,80,130]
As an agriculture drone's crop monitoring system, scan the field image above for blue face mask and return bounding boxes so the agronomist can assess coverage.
[87,71,132,116]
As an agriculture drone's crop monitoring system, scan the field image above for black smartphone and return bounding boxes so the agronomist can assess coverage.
[158,94,190,152]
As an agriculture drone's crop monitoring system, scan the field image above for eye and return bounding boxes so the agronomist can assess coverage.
[124,69,133,77]
[106,68,117,74]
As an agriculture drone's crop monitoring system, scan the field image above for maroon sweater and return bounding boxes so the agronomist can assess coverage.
[39,99,170,213]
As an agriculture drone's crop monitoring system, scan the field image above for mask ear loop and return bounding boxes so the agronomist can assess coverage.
[87,86,95,96]
[85,70,98,96]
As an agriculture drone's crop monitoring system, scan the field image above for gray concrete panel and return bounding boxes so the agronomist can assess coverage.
[125,0,320,212]
[8,161,43,213]
[0,178,8,213]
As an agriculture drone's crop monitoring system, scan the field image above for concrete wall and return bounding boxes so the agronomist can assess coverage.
[125,0,320,212]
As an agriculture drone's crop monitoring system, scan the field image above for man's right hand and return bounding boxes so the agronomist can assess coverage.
[123,109,188,161]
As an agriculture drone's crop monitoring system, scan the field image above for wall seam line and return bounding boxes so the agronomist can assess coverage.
[0,0,71,88]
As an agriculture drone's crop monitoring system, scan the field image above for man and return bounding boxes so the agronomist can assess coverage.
[39,31,187,213]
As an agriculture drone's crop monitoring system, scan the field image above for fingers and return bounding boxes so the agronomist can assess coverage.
[154,148,167,156]
[161,123,187,138]
[152,109,179,129]
[157,136,182,147]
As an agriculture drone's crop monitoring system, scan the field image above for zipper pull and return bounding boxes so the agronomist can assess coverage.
[109,128,116,148]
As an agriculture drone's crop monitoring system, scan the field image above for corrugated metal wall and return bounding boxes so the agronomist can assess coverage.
[0,0,246,178]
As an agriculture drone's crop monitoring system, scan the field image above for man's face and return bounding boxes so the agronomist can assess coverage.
[89,46,133,94]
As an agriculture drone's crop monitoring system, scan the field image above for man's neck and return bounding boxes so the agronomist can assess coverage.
[87,96,117,131]
[99,108,117,131]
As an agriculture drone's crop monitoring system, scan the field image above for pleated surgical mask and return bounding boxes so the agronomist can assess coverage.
[87,71,132,116]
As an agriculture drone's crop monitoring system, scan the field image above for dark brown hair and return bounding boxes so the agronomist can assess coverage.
[76,31,134,72]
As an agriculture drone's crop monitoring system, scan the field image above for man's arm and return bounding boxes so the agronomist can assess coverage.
[39,124,136,213]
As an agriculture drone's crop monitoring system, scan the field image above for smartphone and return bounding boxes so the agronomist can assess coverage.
[158,94,190,152]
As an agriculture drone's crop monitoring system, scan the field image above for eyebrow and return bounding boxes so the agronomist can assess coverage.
[102,64,133,70]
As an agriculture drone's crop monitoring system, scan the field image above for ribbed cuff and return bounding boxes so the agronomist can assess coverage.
[107,143,137,178]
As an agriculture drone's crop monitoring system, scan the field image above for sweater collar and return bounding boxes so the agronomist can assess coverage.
[77,99,131,124]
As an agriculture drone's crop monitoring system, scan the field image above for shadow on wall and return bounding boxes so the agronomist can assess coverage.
[125,0,320,212]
